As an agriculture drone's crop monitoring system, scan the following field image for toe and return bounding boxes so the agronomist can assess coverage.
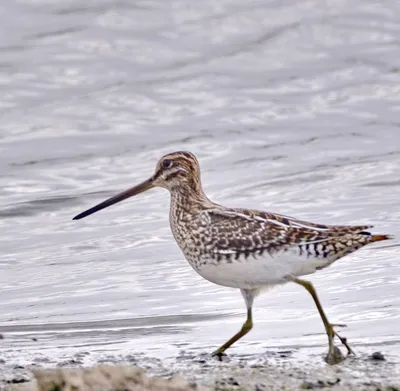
[331,323,347,328]
[211,351,227,361]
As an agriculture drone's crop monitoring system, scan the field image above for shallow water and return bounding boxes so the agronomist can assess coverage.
[1,0,400,369]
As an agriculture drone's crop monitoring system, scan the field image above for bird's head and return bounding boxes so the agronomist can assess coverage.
[72,151,202,220]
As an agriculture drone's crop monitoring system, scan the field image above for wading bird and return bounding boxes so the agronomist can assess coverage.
[73,151,392,364]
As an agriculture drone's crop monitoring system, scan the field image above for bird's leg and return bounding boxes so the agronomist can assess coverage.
[212,308,253,358]
[292,277,353,364]
[212,289,256,358]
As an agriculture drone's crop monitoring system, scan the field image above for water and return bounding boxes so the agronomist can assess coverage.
[0,0,400,368]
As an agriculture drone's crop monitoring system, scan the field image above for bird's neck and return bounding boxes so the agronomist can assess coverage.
[170,181,213,214]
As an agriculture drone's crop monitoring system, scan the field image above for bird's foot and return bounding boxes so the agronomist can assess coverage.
[211,350,228,361]
[324,322,354,364]
[334,330,355,356]
[325,344,345,365]
[328,322,355,356]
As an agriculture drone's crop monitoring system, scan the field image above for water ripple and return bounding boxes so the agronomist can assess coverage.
[0,0,399,365]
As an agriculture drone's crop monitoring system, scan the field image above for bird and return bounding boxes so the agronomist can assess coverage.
[73,151,392,365]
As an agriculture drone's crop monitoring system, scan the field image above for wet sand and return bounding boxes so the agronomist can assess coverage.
[2,349,399,391]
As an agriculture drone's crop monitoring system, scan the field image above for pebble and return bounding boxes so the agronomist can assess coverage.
[300,378,340,389]
[6,377,29,384]
[371,352,385,361]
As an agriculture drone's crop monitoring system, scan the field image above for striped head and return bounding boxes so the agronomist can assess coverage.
[152,151,201,191]
[72,151,203,220]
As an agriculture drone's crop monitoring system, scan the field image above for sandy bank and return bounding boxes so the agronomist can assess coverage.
[2,350,400,391]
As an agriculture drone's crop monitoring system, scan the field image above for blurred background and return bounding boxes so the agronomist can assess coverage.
[0,0,399,367]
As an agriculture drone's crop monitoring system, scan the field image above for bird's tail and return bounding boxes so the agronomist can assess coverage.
[370,234,394,243]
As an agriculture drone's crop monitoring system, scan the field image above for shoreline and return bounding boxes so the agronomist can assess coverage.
[2,348,399,391]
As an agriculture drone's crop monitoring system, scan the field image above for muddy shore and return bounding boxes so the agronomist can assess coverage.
[2,348,399,391]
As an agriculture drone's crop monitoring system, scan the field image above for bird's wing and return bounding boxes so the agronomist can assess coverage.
[202,207,373,259]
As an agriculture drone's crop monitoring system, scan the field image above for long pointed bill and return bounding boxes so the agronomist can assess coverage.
[73,177,154,220]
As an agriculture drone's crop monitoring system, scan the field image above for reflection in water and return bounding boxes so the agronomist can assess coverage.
[0,0,399,367]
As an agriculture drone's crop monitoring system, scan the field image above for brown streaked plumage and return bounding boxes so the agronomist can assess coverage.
[73,151,392,365]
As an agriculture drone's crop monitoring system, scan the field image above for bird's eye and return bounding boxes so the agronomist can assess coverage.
[162,159,173,169]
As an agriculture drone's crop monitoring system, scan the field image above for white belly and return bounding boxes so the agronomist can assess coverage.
[193,249,333,289]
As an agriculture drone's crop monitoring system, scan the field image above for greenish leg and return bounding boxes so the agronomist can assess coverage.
[293,277,353,364]
[212,289,256,357]
[212,307,253,357]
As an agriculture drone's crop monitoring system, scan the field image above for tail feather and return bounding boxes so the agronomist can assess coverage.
[370,234,393,243]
